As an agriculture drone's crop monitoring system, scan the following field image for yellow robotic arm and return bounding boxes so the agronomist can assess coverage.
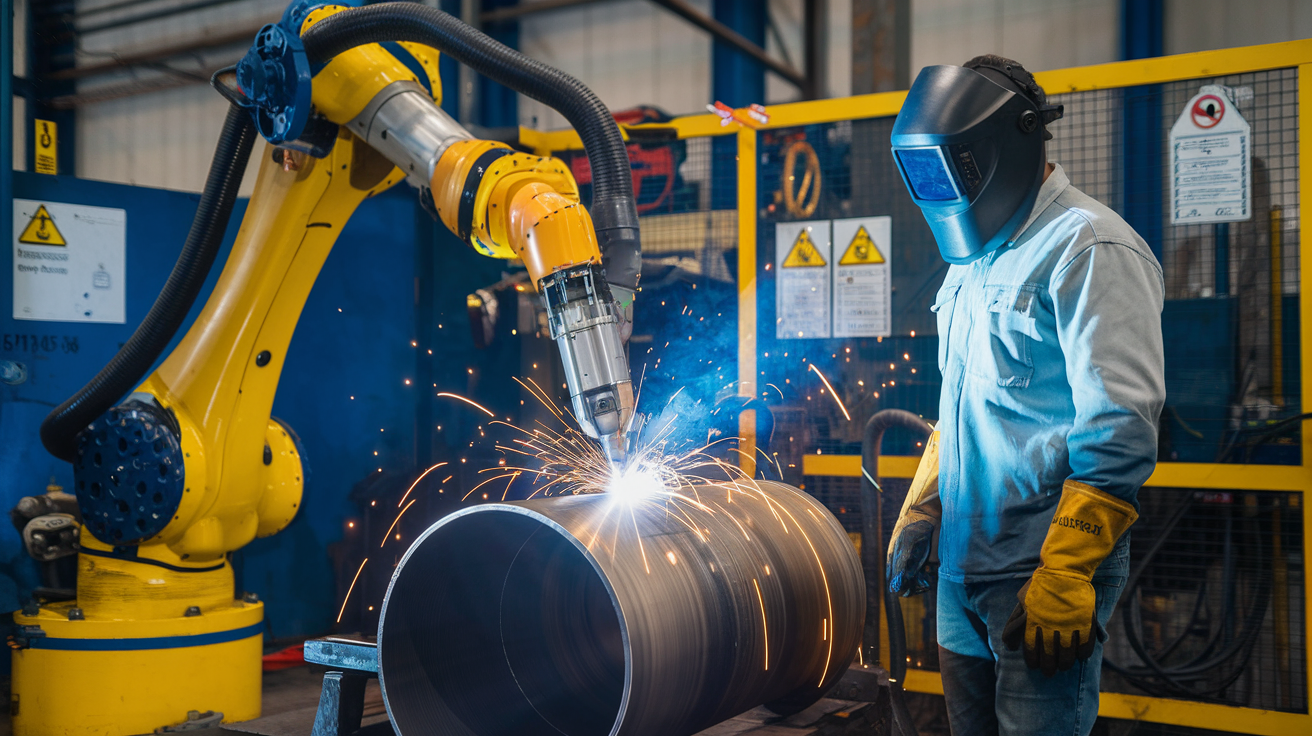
[68,3,633,568]
[16,4,638,734]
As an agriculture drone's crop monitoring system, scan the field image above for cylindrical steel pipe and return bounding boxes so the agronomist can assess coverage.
[378,480,864,736]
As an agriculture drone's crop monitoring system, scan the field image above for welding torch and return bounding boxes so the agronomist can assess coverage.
[380,104,635,463]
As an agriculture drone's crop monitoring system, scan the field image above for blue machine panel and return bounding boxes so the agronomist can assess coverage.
[2,171,422,640]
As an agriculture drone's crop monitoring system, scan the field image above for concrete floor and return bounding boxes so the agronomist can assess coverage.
[186,666,388,736]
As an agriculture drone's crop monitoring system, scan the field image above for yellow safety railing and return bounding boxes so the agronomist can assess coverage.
[526,38,1312,735]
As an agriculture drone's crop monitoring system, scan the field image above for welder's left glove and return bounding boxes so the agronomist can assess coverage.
[886,431,941,597]
[1002,480,1138,677]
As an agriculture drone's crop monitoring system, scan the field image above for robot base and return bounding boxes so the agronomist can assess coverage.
[11,599,263,736]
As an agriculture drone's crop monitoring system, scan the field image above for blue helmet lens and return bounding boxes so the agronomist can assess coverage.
[895,148,960,202]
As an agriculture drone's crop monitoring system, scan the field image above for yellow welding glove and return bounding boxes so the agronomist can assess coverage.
[1002,480,1138,676]
[885,430,941,597]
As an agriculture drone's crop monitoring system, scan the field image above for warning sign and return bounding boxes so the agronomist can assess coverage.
[782,228,827,267]
[13,199,125,323]
[1170,84,1251,225]
[18,205,67,246]
[838,225,885,265]
[34,119,57,175]
[1190,94,1225,128]
[775,221,831,339]
[833,217,891,338]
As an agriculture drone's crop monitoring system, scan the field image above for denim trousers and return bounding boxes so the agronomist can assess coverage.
[935,539,1130,736]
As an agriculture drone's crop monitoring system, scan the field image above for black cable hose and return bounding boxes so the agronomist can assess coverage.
[1102,491,1273,702]
[40,104,257,463]
[860,409,932,736]
[884,586,920,736]
[298,2,642,291]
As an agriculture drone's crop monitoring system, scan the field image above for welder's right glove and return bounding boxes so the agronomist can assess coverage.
[885,430,941,597]
[1002,480,1138,676]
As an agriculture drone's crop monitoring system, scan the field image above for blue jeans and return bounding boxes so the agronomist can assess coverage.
[936,538,1130,736]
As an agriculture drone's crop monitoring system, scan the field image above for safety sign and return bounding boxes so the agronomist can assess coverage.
[13,199,126,323]
[34,119,57,175]
[1169,85,1251,224]
[838,224,885,265]
[782,227,827,267]
[18,205,67,246]
[776,221,831,339]
[833,217,891,337]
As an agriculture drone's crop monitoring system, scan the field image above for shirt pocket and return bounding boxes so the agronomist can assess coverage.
[968,284,1039,388]
[930,284,961,373]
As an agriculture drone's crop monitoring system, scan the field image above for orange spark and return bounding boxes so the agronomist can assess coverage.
[808,363,851,421]
[753,577,769,670]
[381,500,416,547]
[336,558,368,623]
[398,462,447,508]
[437,392,494,417]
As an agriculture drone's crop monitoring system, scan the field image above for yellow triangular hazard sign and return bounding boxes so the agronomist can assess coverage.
[839,225,884,265]
[782,229,826,267]
[18,205,67,246]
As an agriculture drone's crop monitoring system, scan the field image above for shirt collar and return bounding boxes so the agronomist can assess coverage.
[1011,162,1069,243]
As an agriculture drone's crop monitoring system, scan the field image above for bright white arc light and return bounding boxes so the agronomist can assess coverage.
[607,464,668,505]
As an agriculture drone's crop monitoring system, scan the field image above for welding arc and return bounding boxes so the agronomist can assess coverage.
[377,480,864,736]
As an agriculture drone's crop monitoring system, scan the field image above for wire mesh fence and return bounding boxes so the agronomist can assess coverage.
[756,118,942,471]
[1047,68,1302,465]
[803,468,1308,713]
[1101,487,1306,712]
[554,133,745,457]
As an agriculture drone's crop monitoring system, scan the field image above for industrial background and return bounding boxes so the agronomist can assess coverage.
[4,1,1312,735]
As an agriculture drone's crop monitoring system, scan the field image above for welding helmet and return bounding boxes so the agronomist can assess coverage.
[890,60,1063,264]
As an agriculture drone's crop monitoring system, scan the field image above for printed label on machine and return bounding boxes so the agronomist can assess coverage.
[12,199,126,323]
[775,220,831,339]
[34,119,57,175]
[1169,85,1251,224]
[832,216,891,338]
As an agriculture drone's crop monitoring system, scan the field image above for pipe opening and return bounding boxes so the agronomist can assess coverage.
[380,509,626,736]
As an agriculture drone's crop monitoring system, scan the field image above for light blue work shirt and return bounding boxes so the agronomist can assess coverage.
[933,163,1165,583]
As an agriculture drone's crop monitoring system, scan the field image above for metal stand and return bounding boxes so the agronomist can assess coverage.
[304,637,379,736]
[301,634,893,736]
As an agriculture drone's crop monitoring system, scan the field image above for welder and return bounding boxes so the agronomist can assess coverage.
[886,56,1165,735]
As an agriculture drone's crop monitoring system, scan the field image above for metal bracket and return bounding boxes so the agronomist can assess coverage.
[311,671,369,736]
[305,636,379,736]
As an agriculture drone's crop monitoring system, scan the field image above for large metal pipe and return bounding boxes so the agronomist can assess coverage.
[378,480,864,736]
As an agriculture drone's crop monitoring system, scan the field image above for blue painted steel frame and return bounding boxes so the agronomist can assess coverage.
[711,0,765,212]
[439,0,462,118]
[478,0,520,127]
[1120,0,1164,261]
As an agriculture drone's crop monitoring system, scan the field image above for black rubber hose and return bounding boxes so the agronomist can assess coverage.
[1103,492,1273,701]
[860,408,933,662]
[860,409,932,736]
[885,586,920,736]
[299,3,641,291]
[40,105,256,462]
